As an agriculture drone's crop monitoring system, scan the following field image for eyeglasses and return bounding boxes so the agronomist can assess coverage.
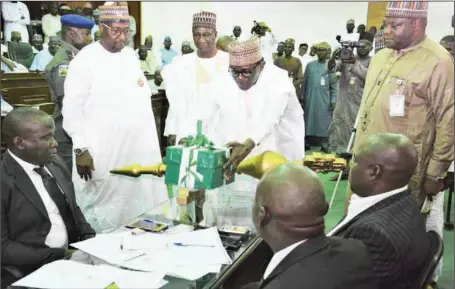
[229,62,261,78]
[102,23,132,38]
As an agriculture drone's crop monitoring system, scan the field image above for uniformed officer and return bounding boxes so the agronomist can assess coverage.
[45,14,94,171]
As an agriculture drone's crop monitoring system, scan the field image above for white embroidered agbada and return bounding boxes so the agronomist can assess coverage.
[161,50,230,142]
[62,42,167,232]
[207,62,306,194]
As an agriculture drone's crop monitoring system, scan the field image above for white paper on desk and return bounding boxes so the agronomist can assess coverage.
[98,265,167,289]
[71,232,151,265]
[165,227,232,266]
[12,260,113,289]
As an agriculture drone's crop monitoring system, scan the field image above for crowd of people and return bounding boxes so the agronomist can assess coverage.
[1,1,454,289]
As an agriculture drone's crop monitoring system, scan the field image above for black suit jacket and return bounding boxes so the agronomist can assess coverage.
[332,191,430,289]
[1,151,95,277]
[256,235,378,289]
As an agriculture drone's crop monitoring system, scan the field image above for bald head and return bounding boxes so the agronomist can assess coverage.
[350,133,417,197]
[254,163,327,252]
[2,107,57,165]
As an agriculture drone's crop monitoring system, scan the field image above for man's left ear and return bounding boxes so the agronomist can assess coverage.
[12,136,25,150]
[367,164,381,181]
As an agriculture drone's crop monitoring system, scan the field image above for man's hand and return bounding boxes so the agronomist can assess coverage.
[422,176,444,197]
[64,249,76,259]
[76,151,94,181]
[223,138,256,180]
[178,137,188,145]
[327,59,337,72]
[328,102,336,111]
[167,135,176,146]
[342,56,356,64]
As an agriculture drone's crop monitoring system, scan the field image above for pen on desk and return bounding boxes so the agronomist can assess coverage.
[173,242,215,248]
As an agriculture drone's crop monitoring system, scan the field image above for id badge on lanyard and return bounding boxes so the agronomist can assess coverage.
[389,78,406,117]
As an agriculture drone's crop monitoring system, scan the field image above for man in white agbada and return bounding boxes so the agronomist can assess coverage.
[161,11,229,146]
[62,2,166,232]
[1,1,30,43]
[41,2,61,44]
[200,37,305,225]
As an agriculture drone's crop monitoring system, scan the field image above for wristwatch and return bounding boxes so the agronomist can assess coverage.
[74,148,88,156]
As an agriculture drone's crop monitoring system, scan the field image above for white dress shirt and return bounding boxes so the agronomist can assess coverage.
[263,240,305,279]
[328,185,408,236]
[8,150,69,248]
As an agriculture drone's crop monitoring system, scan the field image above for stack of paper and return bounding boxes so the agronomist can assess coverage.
[12,260,168,289]
[71,227,232,281]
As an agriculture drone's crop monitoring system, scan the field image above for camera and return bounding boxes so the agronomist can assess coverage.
[251,21,261,35]
[339,41,359,61]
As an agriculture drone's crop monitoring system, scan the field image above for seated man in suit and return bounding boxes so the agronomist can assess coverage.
[329,133,431,289]
[1,108,96,288]
[248,163,378,289]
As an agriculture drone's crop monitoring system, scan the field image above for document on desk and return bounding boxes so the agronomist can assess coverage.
[165,227,232,266]
[12,260,112,289]
[71,231,166,265]
[119,227,231,280]
[13,260,168,289]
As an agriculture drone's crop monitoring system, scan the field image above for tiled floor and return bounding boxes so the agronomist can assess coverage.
[320,171,454,289]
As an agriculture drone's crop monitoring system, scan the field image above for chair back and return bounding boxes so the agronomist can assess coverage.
[415,230,444,289]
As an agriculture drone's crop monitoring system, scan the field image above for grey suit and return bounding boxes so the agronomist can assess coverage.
[332,191,431,289]
[1,151,95,287]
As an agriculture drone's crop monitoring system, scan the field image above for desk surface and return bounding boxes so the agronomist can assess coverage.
[128,188,262,289]
[9,188,272,289]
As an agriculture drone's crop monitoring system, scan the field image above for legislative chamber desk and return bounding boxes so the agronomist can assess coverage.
[10,188,273,289]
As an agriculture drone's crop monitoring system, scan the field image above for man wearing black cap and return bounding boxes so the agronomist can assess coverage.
[45,14,94,172]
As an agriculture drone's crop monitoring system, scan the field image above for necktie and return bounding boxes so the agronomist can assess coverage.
[33,166,78,243]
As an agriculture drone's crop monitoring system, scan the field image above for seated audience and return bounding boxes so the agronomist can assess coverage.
[245,163,378,289]
[1,108,96,288]
[329,133,431,289]
[29,36,61,71]
[7,40,35,69]
[31,34,45,54]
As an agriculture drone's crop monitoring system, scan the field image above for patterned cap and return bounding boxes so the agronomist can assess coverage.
[99,2,129,23]
[182,41,191,47]
[228,36,262,67]
[193,11,216,30]
[347,19,355,24]
[374,29,386,53]
[385,1,428,19]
